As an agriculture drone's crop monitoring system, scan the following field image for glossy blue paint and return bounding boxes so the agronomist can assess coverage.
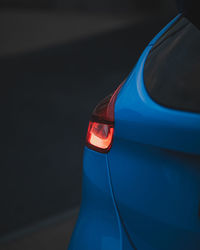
[115,18,200,156]
[108,14,200,250]
[108,140,200,249]
[148,14,181,46]
[69,14,200,250]
[68,147,134,250]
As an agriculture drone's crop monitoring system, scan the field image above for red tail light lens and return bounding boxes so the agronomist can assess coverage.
[86,122,114,152]
[86,82,124,153]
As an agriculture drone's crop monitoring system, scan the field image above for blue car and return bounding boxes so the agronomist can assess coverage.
[69,13,200,250]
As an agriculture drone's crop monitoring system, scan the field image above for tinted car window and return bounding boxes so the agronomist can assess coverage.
[144,17,200,113]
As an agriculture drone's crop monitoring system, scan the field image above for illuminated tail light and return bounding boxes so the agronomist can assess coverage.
[86,81,125,153]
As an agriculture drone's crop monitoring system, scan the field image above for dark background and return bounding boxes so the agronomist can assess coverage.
[0,0,173,11]
[0,0,178,248]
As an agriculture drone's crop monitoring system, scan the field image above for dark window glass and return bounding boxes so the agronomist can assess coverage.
[144,16,200,113]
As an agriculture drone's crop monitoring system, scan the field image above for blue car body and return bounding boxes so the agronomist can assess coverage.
[69,15,200,250]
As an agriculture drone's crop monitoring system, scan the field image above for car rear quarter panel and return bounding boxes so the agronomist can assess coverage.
[108,139,200,249]
[107,15,200,250]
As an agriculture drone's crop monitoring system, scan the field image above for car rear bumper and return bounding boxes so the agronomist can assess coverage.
[68,147,135,250]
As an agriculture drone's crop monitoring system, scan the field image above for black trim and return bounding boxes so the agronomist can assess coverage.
[144,17,200,113]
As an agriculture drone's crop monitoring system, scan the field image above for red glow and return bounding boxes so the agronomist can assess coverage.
[92,81,125,123]
[86,121,114,152]
[86,80,125,153]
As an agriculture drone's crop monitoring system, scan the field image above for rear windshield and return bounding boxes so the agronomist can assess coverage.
[144,16,200,113]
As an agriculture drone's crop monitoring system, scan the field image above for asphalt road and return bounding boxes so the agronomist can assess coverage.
[0,208,79,250]
[0,13,176,243]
